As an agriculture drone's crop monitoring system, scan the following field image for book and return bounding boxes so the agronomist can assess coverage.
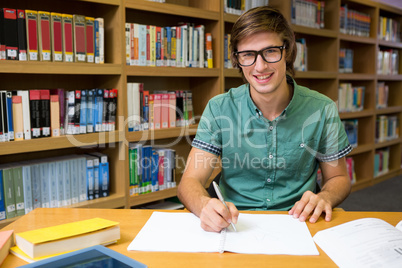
[79,89,87,134]
[2,8,18,60]
[17,10,27,61]
[0,230,14,265]
[205,32,213,68]
[86,89,95,133]
[29,90,41,138]
[0,171,7,220]
[128,212,319,255]
[85,17,95,63]
[12,96,24,141]
[6,91,14,141]
[73,15,86,62]
[90,152,110,197]
[1,166,16,219]
[12,218,120,259]
[313,218,402,268]
[40,89,51,137]
[0,9,5,60]
[16,90,31,140]
[125,23,131,65]
[38,11,51,61]
[62,14,74,62]
[25,10,38,61]
[50,13,63,62]
[95,18,104,64]
[12,165,25,216]
[50,95,60,137]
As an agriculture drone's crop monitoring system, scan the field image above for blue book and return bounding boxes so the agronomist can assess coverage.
[151,150,159,192]
[86,89,95,133]
[90,152,109,198]
[94,89,103,132]
[85,156,95,200]
[0,170,7,220]
[79,89,87,134]
[6,91,14,141]
[94,19,100,64]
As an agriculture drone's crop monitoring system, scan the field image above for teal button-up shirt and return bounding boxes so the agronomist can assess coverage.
[192,77,352,211]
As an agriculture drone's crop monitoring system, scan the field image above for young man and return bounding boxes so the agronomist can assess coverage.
[177,6,352,232]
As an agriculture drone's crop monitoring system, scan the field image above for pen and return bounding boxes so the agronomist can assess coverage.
[212,181,237,232]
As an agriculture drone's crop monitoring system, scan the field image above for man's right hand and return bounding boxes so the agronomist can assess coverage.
[199,197,239,232]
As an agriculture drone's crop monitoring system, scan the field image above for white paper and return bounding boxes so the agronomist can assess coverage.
[128,212,319,255]
[313,218,402,268]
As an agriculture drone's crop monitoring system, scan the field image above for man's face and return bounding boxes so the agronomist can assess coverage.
[237,31,287,97]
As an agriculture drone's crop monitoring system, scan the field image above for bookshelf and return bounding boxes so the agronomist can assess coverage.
[0,0,401,227]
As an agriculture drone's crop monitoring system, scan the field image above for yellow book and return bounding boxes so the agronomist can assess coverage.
[14,218,120,259]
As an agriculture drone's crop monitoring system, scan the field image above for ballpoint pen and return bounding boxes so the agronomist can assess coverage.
[212,181,237,232]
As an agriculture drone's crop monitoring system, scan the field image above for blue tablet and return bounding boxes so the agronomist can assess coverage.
[20,245,147,268]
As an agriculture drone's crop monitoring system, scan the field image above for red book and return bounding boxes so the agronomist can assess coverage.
[153,94,162,129]
[51,13,63,61]
[38,11,51,61]
[85,17,95,63]
[161,93,169,128]
[73,14,86,62]
[62,14,73,62]
[25,10,38,61]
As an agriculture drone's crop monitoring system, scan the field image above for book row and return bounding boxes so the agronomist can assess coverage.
[0,88,118,142]
[316,157,356,187]
[129,144,176,196]
[127,82,195,132]
[339,48,353,73]
[378,16,401,43]
[337,83,365,113]
[343,119,358,148]
[0,153,110,220]
[340,5,371,37]
[291,0,325,29]
[0,8,104,63]
[376,82,389,109]
[374,147,390,177]
[224,0,269,15]
[125,22,213,68]
[377,49,399,76]
[294,38,307,72]
[376,115,399,143]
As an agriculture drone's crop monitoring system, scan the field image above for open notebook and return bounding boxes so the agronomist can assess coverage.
[128,212,319,255]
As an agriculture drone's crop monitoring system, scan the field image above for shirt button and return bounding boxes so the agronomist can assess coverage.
[269,126,274,130]
[269,154,273,159]
[267,199,271,202]
[300,143,305,148]
[267,178,271,183]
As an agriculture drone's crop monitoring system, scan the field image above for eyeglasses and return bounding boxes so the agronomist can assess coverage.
[234,45,286,67]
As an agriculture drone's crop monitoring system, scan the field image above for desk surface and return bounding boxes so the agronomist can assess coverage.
[1,208,401,267]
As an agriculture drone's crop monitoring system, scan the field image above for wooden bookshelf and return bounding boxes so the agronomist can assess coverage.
[0,0,401,228]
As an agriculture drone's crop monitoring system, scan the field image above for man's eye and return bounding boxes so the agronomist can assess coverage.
[242,52,255,57]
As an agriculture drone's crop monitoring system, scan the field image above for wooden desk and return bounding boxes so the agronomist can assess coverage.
[1,208,401,267]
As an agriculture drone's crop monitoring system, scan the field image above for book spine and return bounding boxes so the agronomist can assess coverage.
[55,160,64,207]
[0,91,8,141]
[3,8,18,60]
[29,90,41,138]
[95,18,104,63]
[40,89,51,137]
[48,161,58,208]
[40,162,50,208]
[74,90,81,134]
[12,95,24,141]
[0,170,7,220]
[79,89,87,134]
[50,95,60,137]
[6,92,14,141]
[62,160,72,206]
[93,157,100,199]
[38,11,51,61]
[73,14,86,62]
[2,168,16,218]
[85,17,95,63]
[12,166,25,216]
[102,89,109,132]
[51,13,63,62]
[31,164,41,209]
[86,89,95,133]
[94,89,103,132]
[62,14,74,62]
[78,157,87,202]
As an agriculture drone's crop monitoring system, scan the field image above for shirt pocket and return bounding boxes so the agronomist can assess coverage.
[282,139,319,172]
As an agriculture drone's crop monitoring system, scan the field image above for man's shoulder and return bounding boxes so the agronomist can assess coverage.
[295,84,334,105]
[209,84,248,104]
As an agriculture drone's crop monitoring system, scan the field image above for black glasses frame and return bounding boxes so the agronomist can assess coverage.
[234,45,286,67]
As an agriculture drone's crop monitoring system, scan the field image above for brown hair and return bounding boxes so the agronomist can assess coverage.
[230,6,296,77]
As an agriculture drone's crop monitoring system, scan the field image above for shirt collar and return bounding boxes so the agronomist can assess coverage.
[245,75,298,121]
